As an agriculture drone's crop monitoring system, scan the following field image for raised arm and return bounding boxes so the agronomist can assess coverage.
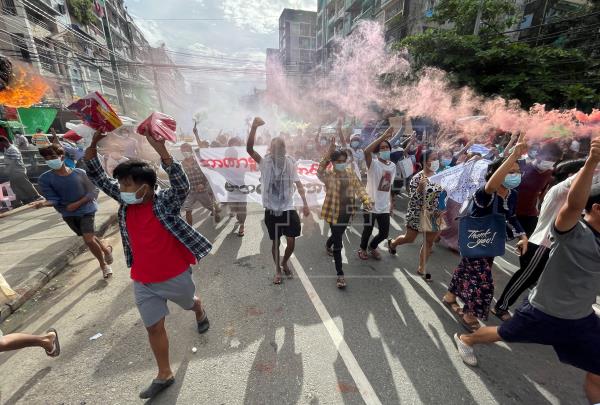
[83,131,122,202]
[246,117,265,164]
[364,126,393,169]
[485,133,527,194]
[555,138,600,232]
[193,121,202,148]
[337,118,347,148]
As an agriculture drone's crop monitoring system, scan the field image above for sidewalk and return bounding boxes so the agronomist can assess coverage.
[0,195,118,323]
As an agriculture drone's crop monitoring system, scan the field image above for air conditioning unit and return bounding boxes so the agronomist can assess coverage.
[57,3,66,14]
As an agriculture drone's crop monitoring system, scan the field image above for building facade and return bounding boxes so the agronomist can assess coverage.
[0,0,180,118]
[277,8,317,92]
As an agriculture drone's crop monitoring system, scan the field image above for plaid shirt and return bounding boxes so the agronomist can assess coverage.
[85,156,212,268]
[317,157,371,224]
[181,157,209,190]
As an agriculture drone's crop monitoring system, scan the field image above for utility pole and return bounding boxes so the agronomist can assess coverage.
[535,0,550,46]
[150,48,165,112]
[473,0,485,35]
[101,4,126,113]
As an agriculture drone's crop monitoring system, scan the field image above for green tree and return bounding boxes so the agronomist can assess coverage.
[396,0,600,111]
[67,0,96,26]
[432,0,518,35]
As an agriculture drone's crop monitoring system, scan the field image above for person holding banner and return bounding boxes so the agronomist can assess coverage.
[84,130,212,399]
[358,126,396,261]
[247,117,310,285]
[318,137,372,289]
[453,138,600,405]
[443,135,528,332]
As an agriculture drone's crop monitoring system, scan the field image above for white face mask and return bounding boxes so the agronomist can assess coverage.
[570,141,580,152]
[429,160,440,172]
[535,160,555,171]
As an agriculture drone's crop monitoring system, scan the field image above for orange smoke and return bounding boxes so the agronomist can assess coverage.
[0,66,48,108]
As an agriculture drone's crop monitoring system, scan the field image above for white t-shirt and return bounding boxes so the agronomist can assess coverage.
[259,155,300,212]
[366,159,396,214]
[529,172,600,248]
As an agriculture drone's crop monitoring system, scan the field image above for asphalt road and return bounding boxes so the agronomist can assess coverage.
[0,197,588,404]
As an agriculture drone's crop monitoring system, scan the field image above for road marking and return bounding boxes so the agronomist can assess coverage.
[289,255,383,405]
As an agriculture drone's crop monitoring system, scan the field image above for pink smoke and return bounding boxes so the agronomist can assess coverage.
[265,20,599,143]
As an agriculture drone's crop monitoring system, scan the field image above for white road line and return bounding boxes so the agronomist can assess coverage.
[289,255,383,405]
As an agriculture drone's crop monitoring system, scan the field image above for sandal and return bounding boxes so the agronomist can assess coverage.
[281,262,293,279]
[336,277,347,289]
[417,270,433,283]
[368,248,382,260]
[387,239,397,255]
[237,225,245,237]
[139,377,175,399]
[459,314,481,333]
[104,245,113,265]
[491,307,512,322]
[442,297,462,315]
[326,246,333,257]
[273,273,282,285]
[357,249,369,260]
[45,328,60,357]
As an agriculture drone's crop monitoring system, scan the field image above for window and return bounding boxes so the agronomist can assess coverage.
[34,39,56,73]
[300,23,311,36]
[299,37,311,49]
[300,50,313,63]
[11,33,30,61]
[1,0,17,15]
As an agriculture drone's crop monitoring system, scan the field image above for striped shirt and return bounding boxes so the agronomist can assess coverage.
[317,156,371,224]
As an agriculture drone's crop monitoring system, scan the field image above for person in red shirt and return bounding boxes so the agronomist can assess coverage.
[84,130,212,399]
[516,143,563,236]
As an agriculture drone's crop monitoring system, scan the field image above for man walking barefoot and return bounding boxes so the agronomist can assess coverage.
[247,117,310,284]
[84,130,212,399]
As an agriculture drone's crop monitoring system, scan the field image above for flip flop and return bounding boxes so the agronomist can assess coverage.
[139,377,175,399]
[417,271,433,283]
[281,263,293,279]
[197,311,210,334]
[45,328,60,357]
[273,273,282,285]
[459,314,481,333]
[387,239,397,255]
[336,277,346,289]
[442,298,462,315]
[491,307,512,322]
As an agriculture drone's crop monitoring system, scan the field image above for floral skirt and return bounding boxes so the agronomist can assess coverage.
[448,257,494,320]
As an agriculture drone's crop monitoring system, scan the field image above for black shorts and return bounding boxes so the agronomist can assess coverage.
[499,300,600,374]
[264,210,301,241]
[63,214,96,236]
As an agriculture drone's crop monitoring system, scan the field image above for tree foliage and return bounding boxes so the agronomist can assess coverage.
[432,0,518,35]
[396,0,600,111]
[67,0,96,26]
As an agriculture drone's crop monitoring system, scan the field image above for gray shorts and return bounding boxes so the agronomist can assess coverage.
[133,268,196,327]
[182,191,214,212]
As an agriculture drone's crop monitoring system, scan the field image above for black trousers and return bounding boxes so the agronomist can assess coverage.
[495,242,550,312]
[517,215,539,238]
[327,214,351,276]
[360,212,390,251]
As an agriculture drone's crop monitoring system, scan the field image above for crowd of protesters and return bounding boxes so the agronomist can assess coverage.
[0,118,599,403]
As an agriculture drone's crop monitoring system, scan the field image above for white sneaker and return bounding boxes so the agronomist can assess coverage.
[454,333,477,366]
[102,266,113,279]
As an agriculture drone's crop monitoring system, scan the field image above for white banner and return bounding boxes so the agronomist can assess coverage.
[196,146,326,207]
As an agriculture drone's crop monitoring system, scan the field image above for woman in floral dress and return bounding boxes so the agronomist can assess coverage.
[388,150,446,281]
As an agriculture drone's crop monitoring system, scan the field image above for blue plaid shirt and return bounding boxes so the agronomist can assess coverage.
[85,156,212,268]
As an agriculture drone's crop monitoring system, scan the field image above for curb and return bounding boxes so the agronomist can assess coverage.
[0,213,118,324]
